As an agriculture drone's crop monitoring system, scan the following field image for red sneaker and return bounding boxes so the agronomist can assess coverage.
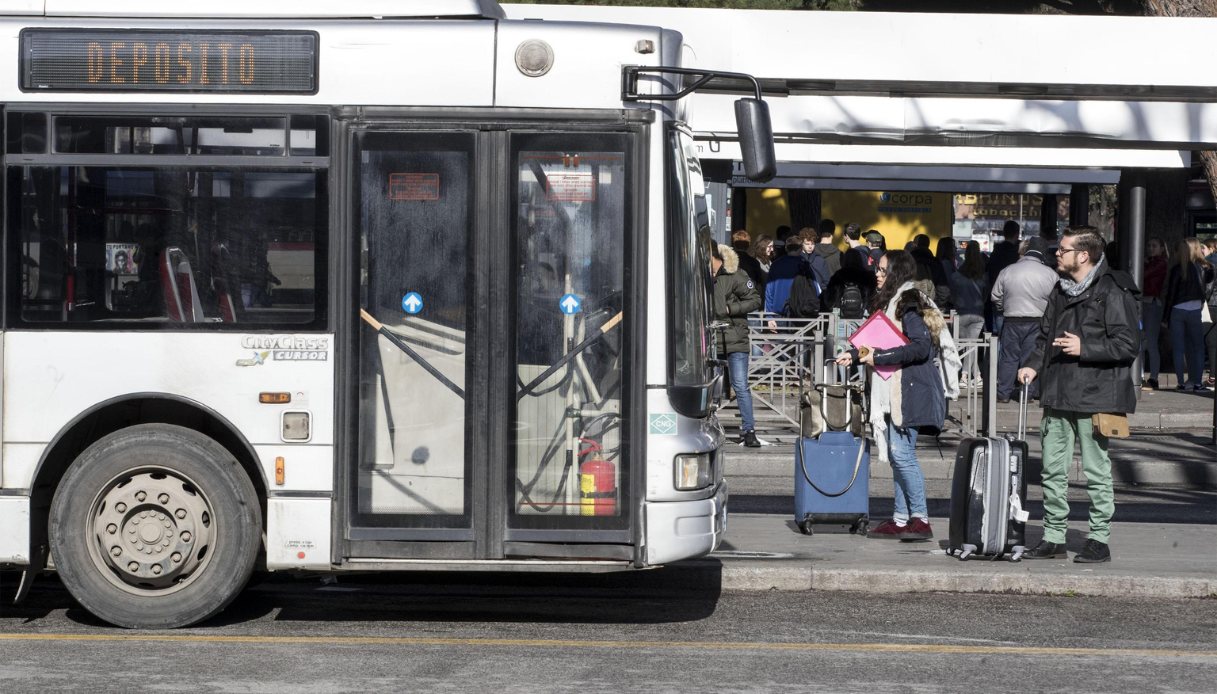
[868,519,906,539]
[900,518,933,542]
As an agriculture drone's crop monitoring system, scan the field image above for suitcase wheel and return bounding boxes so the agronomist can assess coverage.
[851,519,869,536]
[798,519,815,536]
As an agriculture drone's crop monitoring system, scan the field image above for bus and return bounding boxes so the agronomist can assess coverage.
[0,0,775,628]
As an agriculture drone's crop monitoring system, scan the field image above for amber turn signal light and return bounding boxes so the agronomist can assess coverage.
[275,456,285,486]
[259,392,291,404]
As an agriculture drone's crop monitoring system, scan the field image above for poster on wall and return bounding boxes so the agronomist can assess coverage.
[820,191,952,250]
[106,243,140,274]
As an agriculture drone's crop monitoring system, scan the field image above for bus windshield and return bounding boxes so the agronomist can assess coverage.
[667,125,713,400]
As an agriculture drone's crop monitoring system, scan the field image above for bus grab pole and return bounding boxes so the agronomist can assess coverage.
[359,309,465,400]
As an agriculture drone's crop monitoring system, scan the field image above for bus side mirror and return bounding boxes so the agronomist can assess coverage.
[734,98,776,183]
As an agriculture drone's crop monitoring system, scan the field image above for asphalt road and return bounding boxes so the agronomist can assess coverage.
[1,574,1214,693]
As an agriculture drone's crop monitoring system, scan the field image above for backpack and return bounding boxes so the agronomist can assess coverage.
[835,282,865,319]
[785,273,821,318]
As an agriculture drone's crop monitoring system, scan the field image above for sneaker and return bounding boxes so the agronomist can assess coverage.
[1176,384,1190,391]
[1193,384,1212,393]
[1146,378,1160,390]
[900,518,933,542]
[1073,539,1111,563]
[868,519,906,540]
[996,396,1011,403]
[1023,540,1067,559]
[742,430,761,448]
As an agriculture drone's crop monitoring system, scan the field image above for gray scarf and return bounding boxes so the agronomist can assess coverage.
[1059,257,1105,297]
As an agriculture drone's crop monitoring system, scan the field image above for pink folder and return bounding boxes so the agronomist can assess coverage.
[848,311,909,381]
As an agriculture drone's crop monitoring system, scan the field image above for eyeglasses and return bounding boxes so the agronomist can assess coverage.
[1056,247,1083,256]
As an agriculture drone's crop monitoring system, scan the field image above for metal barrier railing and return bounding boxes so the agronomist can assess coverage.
[745,313,831,428]
[743,311,999,438]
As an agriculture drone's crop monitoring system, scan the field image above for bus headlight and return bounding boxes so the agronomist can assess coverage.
[674,453,713,491]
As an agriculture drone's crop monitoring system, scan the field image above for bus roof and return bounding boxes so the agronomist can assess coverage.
[0,0,505,19]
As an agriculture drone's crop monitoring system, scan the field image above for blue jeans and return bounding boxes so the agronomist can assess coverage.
[1170,306,1205,386]
[727,351,756,432]
[886,418,927,523]
[997,318,1041,400]
[1141,298,1163,380]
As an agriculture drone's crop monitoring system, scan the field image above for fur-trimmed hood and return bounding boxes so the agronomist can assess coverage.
[718,244,740,275]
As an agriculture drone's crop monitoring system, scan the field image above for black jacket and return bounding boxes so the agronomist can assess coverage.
[736,252,766,297]
[1027,266,1141,415]
[712,247,762,355]
[987,241,1020,287]
[910,247,950,308]
[865,305,946,432]
[823,266,877,313]
[1162,261,1215,316]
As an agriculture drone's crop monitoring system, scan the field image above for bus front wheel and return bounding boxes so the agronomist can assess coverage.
[50,424,261,629]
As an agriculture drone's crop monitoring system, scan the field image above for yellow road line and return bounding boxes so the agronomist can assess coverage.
[0,633,1213,659]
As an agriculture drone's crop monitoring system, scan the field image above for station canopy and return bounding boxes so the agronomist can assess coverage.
[504,4,1217,191]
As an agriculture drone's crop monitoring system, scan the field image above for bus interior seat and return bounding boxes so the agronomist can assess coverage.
[160,247,204,322]
[212,277,238,323]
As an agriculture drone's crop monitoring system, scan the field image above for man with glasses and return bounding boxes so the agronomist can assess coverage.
[1018,226,1140,564]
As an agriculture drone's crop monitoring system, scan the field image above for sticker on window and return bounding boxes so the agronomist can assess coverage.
[545,171,596,202]
[389,173,440,201]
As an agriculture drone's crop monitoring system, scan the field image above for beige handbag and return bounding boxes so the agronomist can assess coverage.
[1092,413,1130,439]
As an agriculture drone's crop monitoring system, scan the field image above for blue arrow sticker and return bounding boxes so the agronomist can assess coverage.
[402,292,424,314]
[559,293,582,315]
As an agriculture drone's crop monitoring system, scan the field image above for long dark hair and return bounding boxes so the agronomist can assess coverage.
[871,250,918,312]
[960,240,985,281]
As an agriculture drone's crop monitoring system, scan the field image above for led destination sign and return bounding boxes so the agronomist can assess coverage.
[21,30,318,93]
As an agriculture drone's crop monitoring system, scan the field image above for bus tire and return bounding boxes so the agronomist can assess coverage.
[49,423,261,629]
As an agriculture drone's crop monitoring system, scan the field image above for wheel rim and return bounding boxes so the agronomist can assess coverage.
[87,468,216,595]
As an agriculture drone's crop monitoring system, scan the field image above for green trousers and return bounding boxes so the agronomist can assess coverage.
[1039,408,1115,545]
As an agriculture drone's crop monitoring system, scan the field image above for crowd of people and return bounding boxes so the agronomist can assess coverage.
[711,220,1217,559]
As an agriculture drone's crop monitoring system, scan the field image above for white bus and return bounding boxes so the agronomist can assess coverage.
[0,0,774,628]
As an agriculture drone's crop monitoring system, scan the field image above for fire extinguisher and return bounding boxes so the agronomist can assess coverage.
[578,438,617,517]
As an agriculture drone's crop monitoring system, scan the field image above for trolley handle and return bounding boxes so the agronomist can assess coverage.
[821,359,849,387]
[1017,380,1030,440]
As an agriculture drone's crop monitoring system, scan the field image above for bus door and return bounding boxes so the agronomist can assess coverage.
[344,124,636,562]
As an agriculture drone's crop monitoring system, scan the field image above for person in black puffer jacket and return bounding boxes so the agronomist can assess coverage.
[712,243,763,447]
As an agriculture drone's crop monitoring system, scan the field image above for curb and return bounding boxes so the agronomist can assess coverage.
[675,561,1217,599]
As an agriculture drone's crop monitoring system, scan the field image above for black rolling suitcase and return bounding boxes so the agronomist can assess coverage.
[947,383,1031,562]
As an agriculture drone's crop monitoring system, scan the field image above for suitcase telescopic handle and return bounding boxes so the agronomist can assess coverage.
[1017,381,1030,440]
[822,359,851,387]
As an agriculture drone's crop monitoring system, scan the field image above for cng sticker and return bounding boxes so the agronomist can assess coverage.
[649,413,678,436]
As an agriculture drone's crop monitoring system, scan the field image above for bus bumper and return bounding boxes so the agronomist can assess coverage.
[643,481,727,566]
[0,496,31,565]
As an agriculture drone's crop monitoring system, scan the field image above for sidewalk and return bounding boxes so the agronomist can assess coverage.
[693,513,1217,599]
[669,388,1217,600]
